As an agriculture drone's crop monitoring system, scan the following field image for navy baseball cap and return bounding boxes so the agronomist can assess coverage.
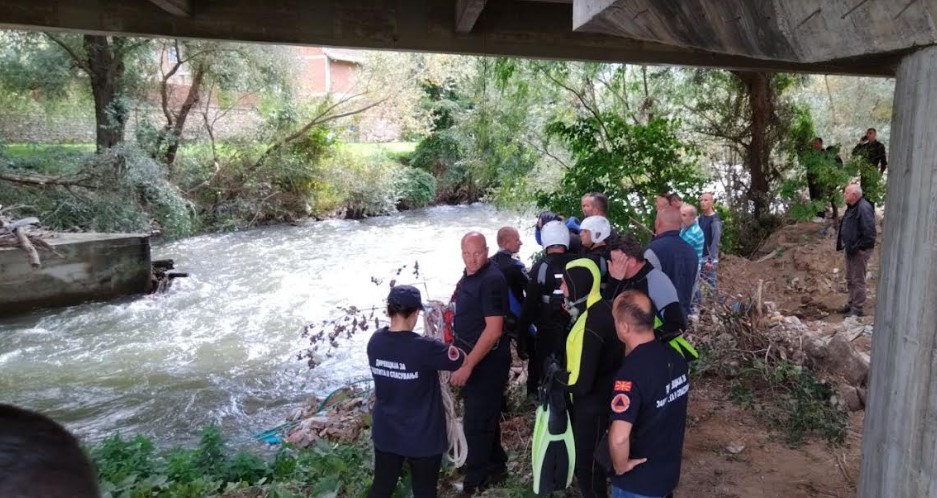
[387,285,423,309]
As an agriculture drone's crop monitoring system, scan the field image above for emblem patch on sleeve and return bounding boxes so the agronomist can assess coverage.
[448,345,461,361]
[614,380,633,392]
[611,393,631,413]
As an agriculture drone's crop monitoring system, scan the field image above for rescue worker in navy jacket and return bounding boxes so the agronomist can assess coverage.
[517,220,573,398]
[489,226,531,360]
[450,232,510,496]
[562,257,623,498]
[607,291,689,498]
[367,285,466,498]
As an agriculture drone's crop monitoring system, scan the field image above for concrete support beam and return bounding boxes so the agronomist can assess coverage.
[455,0,487,33]
[0,0,898,75]
[146,0,192,17]
[858,44,937,498]
[573,0,937,64]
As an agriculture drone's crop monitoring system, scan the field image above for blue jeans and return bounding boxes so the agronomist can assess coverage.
[693,261,718,306]
[611,487,664,498]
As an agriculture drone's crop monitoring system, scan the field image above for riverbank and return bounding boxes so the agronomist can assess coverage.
[0,140,472,240]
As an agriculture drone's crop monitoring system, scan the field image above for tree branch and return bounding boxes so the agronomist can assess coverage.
[45,33,90,73]
[0,171,94,189]
[254,97,386,169]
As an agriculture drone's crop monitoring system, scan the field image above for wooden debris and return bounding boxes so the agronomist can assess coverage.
[0,211,54,268]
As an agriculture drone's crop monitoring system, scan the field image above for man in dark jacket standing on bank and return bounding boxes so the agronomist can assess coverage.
[836,184,876,317]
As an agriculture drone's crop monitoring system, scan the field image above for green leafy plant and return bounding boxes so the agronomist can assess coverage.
[539,116,705,242]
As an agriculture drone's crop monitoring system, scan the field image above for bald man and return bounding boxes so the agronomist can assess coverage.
[645,207,698,317]
[490,226,531,361]
[836,184,876,317]
[451,232,511,495]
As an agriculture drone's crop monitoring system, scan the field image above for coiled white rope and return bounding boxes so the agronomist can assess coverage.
[424,300,468,468]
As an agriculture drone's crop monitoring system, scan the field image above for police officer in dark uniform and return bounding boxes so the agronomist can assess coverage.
[517,220,573,397]
[489,226,530,360]
[450,232,510,496]
[367,285,466,498]
[607,291,689,498]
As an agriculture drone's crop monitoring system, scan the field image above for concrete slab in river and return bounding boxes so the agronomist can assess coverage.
[0,233,151,317]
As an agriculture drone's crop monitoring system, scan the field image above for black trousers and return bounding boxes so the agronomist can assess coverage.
[572,403,610,498]
[527,325,565,395]
[462,346,510,490]
[367,449,442,498]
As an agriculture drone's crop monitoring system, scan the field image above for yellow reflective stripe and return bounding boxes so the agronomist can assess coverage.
[668,336,699,360]
[565,309,588,386]
[565,258,603,308]
[654,315,663,329]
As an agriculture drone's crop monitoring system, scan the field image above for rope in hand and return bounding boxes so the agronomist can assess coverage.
[423,300,468,468]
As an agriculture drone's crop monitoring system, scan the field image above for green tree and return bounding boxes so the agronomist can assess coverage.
[540,115,703,240]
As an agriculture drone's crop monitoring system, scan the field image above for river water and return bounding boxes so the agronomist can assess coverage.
[0,204,537,446]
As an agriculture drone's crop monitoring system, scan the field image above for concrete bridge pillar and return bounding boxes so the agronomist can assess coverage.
[858,44,937,498]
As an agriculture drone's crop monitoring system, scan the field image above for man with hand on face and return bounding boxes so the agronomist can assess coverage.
[606,291,690,498]
[450,232,510,496]
[604,235,687,345]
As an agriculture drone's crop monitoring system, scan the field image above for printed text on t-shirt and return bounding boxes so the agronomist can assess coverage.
[372,359,419,380]
[656,374,688,408]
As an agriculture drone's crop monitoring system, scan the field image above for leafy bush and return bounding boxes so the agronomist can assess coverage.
[538,116,705,243]
[728,360,848,446]
[394,166,437,210]
[0,144,196,238]
[320,150,401,219]
[176,130,334,231]
[89,425,388,498]
[410,132,472,203]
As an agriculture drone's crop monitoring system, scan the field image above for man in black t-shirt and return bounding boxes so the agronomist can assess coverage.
[490,226,531,359]
[451,232,511,496]
[607,291,689,498]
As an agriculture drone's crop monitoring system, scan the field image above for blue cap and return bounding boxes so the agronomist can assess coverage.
[387,285,423,309]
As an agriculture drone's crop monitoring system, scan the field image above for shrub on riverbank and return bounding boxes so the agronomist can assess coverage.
[90,425,381,498]
[0,139,431,238]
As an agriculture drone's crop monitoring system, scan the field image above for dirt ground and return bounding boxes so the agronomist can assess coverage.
[676,383,863,498]
[719,220,881,322]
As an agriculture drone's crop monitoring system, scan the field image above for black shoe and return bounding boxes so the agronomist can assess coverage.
[485,468,508,488]
[457,483,481,497]
[839,305,853,314]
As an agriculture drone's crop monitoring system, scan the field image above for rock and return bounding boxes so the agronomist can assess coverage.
[858,387,867,407]
[726,442,746,454]
[837,384,864,412]
[820,332,870,386]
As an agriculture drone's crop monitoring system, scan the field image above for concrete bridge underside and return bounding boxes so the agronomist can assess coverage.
[2,1,936,496]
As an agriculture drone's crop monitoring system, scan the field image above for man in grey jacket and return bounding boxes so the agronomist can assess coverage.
[836,184,876,317]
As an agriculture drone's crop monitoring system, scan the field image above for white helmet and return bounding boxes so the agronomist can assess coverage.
[580,216,611,244]
[540,220,570,249]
